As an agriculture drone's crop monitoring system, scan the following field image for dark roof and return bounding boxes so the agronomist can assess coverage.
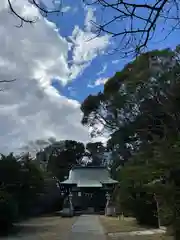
[61,166,118,187]
[72,166,107,170]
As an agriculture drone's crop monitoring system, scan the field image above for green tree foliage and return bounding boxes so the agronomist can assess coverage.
[0,152,45,221]
[17,154,45,215]
[47,140,85,180]
[0,191,18,233]
[86,142,106,166]
[81,46,180,238]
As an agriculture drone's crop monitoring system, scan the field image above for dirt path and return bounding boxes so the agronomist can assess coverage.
[1,214,77,240]
[1,214,108,240]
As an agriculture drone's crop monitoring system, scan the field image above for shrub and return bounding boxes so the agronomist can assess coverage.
[0,191,18,234]
[133,191,159,228]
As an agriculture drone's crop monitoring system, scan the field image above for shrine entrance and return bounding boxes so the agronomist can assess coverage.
[60,166,118,215]
[81,192,94,210]
[74,188,107,212]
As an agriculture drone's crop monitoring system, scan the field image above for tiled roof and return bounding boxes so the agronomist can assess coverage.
[61,166,118,187]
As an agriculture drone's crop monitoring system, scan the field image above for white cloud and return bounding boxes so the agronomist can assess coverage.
[68,7,110,79]
[97,64,107,76]
[62,6,71,13]
[88,77,109,88]
[67,86,77,97]
[0,0,96,154]
[84,6,96,32]
[0,0,70,85]
[0,1,111,154]
[70,26,109,64]
[95,77,108,86]
[0,81,90,154]
[112,59,120,64]
[41,0,63,10]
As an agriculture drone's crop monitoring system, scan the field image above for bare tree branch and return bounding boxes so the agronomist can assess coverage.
[83,0,180,57]
[7,0,63,27]
[0,79,16,83]
[6,0,180,57]
[0,79,16,92]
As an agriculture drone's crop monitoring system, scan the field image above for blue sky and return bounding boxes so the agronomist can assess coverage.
[1,0,180,153]
[44,0,180,103]
[43,0,130,102]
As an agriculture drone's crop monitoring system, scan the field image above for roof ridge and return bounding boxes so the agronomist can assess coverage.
[72,166,107,169]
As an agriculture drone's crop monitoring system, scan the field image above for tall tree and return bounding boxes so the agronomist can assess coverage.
[81,47,179,160]
[46,140,85,180]
[81,47,180,238]
[86,142,106,166]
[0,152,45,216]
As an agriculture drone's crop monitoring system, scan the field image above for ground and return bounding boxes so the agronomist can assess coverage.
[1,214,174,240]
[70,214,105,240]
[99,215,173,240]
[107,236,173,240]
[1,214,77,240]
[1,214,106,240]
[99,216,147,233]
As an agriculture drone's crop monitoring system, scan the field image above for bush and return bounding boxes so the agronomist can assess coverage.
[0,191,18,234]
[133,191,159,228]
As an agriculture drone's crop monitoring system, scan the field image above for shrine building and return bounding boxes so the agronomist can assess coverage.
[60,166,118,214]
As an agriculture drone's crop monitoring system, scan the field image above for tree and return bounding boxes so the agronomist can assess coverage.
[84,0,180,56]
[0,191,18,233]
[18,153,45,215]
[81,47,179,154]
[81,46,180,238]
[0,152,45,217]
[46,140,85,180]
[86,142,106,166]
[0,153,22,195]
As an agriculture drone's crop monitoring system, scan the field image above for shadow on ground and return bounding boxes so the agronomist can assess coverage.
[0,213,62,237]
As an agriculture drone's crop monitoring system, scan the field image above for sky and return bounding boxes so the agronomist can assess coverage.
[0,0,180,154]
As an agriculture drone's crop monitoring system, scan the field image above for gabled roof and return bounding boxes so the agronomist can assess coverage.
[61,166,118,187]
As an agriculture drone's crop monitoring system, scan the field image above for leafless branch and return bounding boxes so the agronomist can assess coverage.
[83,0,180,57]
[7,0,63,27]
[0,79,16,83]
[0,79,16,92]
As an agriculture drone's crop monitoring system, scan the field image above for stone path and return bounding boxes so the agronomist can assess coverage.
[69,215,106,240]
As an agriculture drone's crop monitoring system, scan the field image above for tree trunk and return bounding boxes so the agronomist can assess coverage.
[171,169,180,240]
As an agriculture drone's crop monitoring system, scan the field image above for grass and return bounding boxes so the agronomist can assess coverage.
[99,216,173,240]
[112,234,173,240]
[99,215,148,233]
[11,213,77,239]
